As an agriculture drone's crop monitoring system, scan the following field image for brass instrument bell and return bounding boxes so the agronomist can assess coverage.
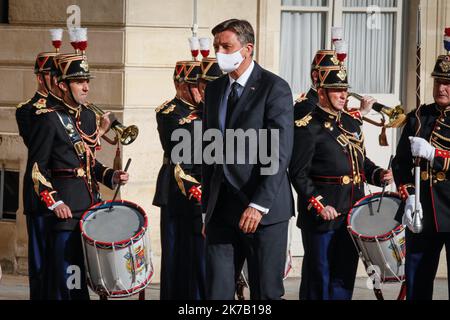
[348,92,407,128]
[87,103,139,145]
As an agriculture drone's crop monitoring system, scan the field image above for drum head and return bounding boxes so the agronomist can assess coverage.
[83,202,145,243]
[349,194,401,237]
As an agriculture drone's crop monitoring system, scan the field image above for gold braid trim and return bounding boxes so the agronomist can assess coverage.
[174,163,200,196]
[32,163,53,195]
[432,131,450,143]
[295,113,312,127]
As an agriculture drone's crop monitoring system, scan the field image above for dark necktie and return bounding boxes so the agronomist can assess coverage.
[226,82,240,128]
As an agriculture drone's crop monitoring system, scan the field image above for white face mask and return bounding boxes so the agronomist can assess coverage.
[216,48,245,73]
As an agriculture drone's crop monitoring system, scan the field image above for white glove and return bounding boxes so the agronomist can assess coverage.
[409,137,435,162]
[403,195,423,233]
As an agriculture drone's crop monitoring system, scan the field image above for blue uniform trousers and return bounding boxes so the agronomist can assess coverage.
[26,214,52,300]
[50,230,90,300]
[405,230,450,300]
[300,225,359,300]
[160,204,206,300]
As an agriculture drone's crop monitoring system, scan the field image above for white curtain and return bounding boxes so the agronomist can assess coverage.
[280,0,328,95]
[280,0,397,95]
[344,11,395,93]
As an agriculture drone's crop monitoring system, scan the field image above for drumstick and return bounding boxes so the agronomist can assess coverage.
[376,155,394,213]
[108,158,132,212]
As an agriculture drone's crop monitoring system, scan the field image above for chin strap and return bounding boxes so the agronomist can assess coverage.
[325,89,338,113]
[65,80,82,108]
[41,75,51,96]
[187,84,198,107]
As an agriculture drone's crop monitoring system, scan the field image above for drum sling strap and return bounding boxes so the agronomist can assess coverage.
[322,119,365,187]
[322,120,350,153]
[55,109,102,200]
[54,109,87,163]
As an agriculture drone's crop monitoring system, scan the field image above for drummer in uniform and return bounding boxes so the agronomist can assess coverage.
[392,33,450,300]
[15,50,57,300]
[153,59,206,300]
[27,53,129,300]
[289,52,393,300]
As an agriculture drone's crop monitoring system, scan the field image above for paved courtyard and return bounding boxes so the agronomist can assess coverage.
[0,274,447,300]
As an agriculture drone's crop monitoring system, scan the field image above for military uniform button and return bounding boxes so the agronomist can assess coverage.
[421,171,429,180]
[342,176,351,185]
[436,172,446,181]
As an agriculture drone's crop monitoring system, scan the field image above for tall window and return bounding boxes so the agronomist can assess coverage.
[280,0,402,96]
[280,0,332,95]
[0,0,8,24]
[0,165,19,220]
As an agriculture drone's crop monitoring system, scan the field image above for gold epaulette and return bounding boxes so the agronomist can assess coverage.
[16,99,31,109]
[33,98,47,110]
[35,108,56,115]
[295,93,308,104]
[295,112,313,127]
[162,104,176,114]
[155,100,171,113]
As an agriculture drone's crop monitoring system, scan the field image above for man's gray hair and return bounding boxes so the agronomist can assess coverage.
[212,19,255,55]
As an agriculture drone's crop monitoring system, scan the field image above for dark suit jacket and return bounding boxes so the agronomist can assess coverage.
[293,88,318,121]
[202,62,295,226]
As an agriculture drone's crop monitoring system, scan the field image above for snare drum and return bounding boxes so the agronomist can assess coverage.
[80,200,154,298]
[347,192,405,283]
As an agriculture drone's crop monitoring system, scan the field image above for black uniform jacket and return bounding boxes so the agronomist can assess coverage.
[393,104,450,233]
[290,105,384,232]
[16,91,48,148]
[17,92,60,216]
[294,88,319,121]
[27,97,115,230]
[153,97,202,209]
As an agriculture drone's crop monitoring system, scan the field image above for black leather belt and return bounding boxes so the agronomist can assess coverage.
[311,174,366,185]
[51,168,86,179]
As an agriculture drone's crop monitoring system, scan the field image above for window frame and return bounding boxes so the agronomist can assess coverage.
[0,164,19,220]
[280,0,404,101]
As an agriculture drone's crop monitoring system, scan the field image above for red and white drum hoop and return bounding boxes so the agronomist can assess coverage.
[347,192,405,284]
[80,200,154,298]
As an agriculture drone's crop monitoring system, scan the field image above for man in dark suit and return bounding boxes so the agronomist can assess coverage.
[202,19,294,300]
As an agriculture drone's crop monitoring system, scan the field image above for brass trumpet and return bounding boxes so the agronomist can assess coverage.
[348,92,407,129]
[87,103,139,145]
